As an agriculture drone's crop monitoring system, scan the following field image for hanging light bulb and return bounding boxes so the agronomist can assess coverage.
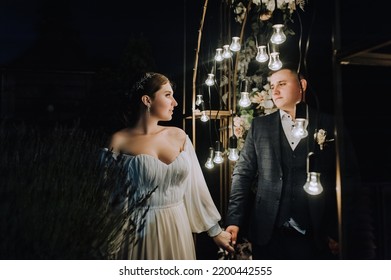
[205,147,215,169]
[291,118,308,139]
[239,92,251,108]
[195,94,203,106]
[205,73,215,87]
[238,79,251,108]
[222,44,233,59]
[268,52,282,71]
[303,152,323,195]
[213,141,224,164]
[228,135,239,161]
[270,24,286,44]
[200,111,209,122]
[303,172,324,195]
[256,45,269,62]
[214,48,224,62]
[199,101,209,122]
[291,101,308,139]
[229,36,241,52]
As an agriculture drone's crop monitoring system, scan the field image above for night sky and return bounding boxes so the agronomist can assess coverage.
[0,0,192,76]
[1,0,390,71]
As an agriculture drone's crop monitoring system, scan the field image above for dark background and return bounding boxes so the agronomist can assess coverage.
[1,0,390,259]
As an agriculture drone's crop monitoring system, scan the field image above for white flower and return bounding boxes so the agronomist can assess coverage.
[233,114,253,146]
[233,116,243,127]
[234,125,245,138]
[249,84,274,109]
[251,91,265,109]
[233,2,246,23]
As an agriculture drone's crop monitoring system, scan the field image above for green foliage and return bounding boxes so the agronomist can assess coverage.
[0,123,154,259]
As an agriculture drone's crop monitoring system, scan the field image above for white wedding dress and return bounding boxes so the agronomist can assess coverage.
[102,135,221,260]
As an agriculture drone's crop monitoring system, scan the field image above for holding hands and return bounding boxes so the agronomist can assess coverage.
[225,225,239,247]
[213,230,235,253]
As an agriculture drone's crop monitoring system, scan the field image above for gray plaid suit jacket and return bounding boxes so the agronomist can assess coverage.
[226,107,343,247]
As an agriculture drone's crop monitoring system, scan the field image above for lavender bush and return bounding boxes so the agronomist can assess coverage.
[0,122,153,259]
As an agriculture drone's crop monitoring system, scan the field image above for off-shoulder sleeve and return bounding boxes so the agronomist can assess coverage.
[183,136,222,237]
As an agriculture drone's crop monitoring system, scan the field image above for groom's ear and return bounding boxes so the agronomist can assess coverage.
[299,78,307,94]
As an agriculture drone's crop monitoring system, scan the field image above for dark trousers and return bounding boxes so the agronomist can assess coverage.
[252,226,336,260]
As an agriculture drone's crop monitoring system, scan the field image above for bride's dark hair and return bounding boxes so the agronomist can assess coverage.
[122,72,172,127]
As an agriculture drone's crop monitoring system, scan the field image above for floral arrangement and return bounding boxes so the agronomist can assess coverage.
[231,0,306,24]
[228,0,307,149]
[231,0,307,84]
[0,123,155,259]
[234,83,277,150]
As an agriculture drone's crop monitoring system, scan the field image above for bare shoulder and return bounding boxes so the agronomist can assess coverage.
[165,126,186,138]
[109,129,131,152]
[164,126,187,147]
